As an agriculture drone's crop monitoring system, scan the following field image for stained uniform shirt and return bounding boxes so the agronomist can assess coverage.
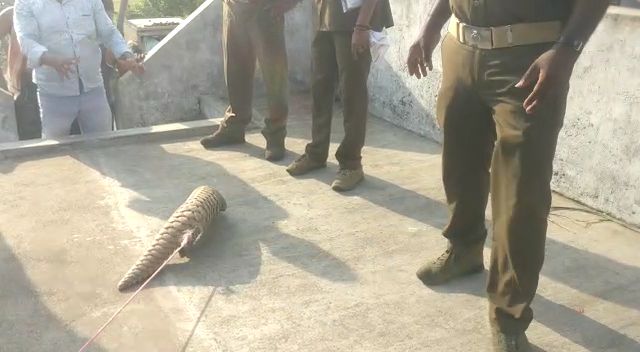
[451,0,575,27]
[316,0,393,32]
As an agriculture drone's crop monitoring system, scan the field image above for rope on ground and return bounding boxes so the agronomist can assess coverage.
[549,206,640,233]
[78,233,192,352]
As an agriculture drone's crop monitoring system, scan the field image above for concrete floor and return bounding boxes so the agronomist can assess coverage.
[0,98,639,352]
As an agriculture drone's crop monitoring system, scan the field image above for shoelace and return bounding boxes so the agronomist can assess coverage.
[433,248,452,266]
[504,336,519,349]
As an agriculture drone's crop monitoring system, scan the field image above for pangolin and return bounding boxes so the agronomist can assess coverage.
[117,186,227,291]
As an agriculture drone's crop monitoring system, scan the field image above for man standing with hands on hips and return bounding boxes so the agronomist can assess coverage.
[407,0,609,350]
[286,0,393,192]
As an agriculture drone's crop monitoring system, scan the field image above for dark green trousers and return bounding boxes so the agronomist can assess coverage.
[305,31,371,170]
[221,0,289,142]
[437,34,568,334]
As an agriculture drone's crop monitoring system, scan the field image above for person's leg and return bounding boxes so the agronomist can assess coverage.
[333,32,370,170]
[14,77,42,140]
[201,1,257,148]
[287,31,337,176]
[481,44,568,345]
[38,92,80,139]
[328,32,372,191]
[77,87,113,135]
[416,35,494,285]
[254,6,289,160]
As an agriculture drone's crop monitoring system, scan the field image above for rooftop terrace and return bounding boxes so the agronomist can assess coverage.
[1,96,639,352]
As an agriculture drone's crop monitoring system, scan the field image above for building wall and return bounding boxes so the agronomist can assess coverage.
[115,2,640,226]
[368,4,640,226]
[115,0,313,129]
[551,8,640,226]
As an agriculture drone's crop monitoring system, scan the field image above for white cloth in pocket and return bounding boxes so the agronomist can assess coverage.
[341,0,363,12]
[370,30,390,64]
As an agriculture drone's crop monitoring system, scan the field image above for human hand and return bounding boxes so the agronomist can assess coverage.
[41,53,77,79]
[516,47,579,114]
[117,56,145,76]
[407,27,440,79]
[352,28,370,60]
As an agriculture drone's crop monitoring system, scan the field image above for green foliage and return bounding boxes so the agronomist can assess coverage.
[126,0,204,19]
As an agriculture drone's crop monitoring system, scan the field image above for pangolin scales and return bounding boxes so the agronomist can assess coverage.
[117,186,227,291]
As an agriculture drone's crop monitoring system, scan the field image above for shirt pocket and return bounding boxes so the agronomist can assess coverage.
[70,13,97,39]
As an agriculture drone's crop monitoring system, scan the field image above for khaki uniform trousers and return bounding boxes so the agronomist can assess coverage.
[221,0,289,142]
[437,34,568,334]
[305,31,371,170]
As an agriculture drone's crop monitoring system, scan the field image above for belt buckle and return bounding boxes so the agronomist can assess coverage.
[461,24,493,49]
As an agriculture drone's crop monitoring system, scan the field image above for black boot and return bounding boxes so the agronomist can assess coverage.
[262,128,286,161]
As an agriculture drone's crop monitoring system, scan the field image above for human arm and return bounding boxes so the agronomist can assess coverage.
[13,0,49,69]
[13,0,77,78]
[92,0,142,74]
[93,0,128,58]
[351,0,379,59]
[407,0,451,79]
[516,0,610,114]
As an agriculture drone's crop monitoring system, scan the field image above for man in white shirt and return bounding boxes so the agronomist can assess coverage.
[14,0,143,138]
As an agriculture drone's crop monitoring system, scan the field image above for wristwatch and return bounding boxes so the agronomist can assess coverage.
[556,37,585,53]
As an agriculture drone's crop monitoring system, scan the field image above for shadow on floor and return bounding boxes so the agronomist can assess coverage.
[291,158,449,230]
[0,234,106,352]
[0,158,18,174]
[424,236,640,351]
[72,141,357,287]
[283,115,442,157]
[542,237,640,313]
[260,94,442,157]
[145,212,358,289]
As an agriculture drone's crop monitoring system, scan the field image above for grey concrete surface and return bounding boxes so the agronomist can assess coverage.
[115,0,313,129]
[618,0,640,9]
[0,96,638,351]
[552,7,640,227]
[368,0,444,141]
[0,88,18,143]
[0,119,219,161]
[367,4,640,226]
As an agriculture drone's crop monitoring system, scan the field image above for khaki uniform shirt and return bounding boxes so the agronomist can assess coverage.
[316,0,393,31]
[451,0,574,27]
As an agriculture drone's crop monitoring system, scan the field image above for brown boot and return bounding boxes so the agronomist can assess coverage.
[200,127,245,149]
[416,243,484,286]
[331,168,364,192]
[286,154,326,176]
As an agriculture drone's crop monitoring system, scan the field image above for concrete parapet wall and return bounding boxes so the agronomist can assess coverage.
[368,0,444,141]
[552,7,640,226]
[115,1,639,226]
[0,89,18,143]
[368,4,640,226]
[115,0,313,129]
